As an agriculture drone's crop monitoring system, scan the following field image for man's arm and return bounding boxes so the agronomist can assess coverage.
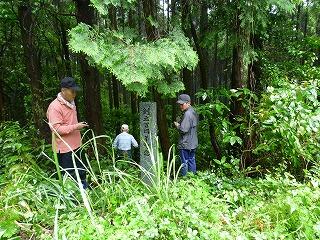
[113,135,119,149]
[131,136,139,148]
[178,112,191,134]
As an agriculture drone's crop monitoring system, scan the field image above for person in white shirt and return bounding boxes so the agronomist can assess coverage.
[113,124,139,159]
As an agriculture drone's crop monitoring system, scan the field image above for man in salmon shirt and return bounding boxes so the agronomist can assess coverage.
[47,77,88,189]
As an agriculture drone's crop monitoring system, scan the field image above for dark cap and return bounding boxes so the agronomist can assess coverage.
[177,94,191,104]
[61,77,81,91]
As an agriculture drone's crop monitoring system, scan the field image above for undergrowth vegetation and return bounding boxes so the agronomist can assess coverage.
[1,122,320,239]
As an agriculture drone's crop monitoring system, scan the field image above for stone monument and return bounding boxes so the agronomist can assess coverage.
[139,102,157,185]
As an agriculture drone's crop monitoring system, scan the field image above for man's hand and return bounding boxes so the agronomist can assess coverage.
[75,122,89,130]
[174,121,180,128]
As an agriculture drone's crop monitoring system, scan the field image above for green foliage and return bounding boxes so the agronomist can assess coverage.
[0,209,21,239]
[0,122,35,172]
[90,0,136,13]
[195,78,320,176]
[69,24,198,96]
[195,88,255,159]
[255,81,320,170]
[2,122,320,239]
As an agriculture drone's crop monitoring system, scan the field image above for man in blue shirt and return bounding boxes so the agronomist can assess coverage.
[113,124,139,159]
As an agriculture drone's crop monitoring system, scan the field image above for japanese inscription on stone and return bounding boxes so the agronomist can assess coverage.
[140,102,157,185]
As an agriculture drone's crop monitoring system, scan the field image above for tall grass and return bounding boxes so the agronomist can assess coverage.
[47,124,183,238]
[3,122,320,239]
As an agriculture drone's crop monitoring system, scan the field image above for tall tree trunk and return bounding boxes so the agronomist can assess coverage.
[212,36,219,87]
[301,2,309,65]
[223,34,230,87]
[243,33,263,168]
[18,4,47,138]
[296,3,302,40]
[230,7,244,118]
[188,2,208,90]
[0,35,9,121]
[315,14,320,66]
[112,75,120,134]
[60,22,72,76]
[171,0,177,15]
[142,0,158,40]
[247,34,263,93]
[181,0,221,161]
[182,68,193,98]
[184,0,221,161]
[181,0,194,100]
[127,7,139,138]
[131,92,139,127]
[230,46,243,116]
[171,98,177,125]
[229,9,244,163]
[54,0,72,76]
[108,5,121,135]
[142,0,171,160]
[154,92,171,160]
[0,59,4,121]
[74,0,103,136]
[199,0,209,90]
[303,1,308,38]
[108,77,114,109]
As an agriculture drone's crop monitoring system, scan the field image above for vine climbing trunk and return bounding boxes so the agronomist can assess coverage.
[243,33,263,168]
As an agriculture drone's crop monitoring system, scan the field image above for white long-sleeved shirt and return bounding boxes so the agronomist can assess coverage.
[113,132,138,151]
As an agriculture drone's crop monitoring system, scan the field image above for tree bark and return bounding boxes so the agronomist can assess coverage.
[247,34,263,93]
[188,1,208,90]
[18,4,47,138]
[230,46,243,117]
[182,0,221,161]
[303,2,308,38]
[0,59,4,121]
[60,22,72,76]
[229,8,244,163]
[296,3,302,40]
[212,36,219,87]
[182,68,193,98]
[0,29,11,121]
[315,14,320,66]
[142,0,158,40]
[54,0,72,76]
[230,7,244,120]
[181,0,194,100]
[199,0,209,90]
[142,0,171,160]
[108,5,121,135]
[243,33,263,168]
[74,0,103,136]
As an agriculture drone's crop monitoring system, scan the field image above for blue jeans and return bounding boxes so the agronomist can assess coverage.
[179,149,196,176]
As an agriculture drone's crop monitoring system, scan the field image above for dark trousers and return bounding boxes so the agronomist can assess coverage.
[57,149,87,189]
[179,149,196,176]
[117,149,132,159]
